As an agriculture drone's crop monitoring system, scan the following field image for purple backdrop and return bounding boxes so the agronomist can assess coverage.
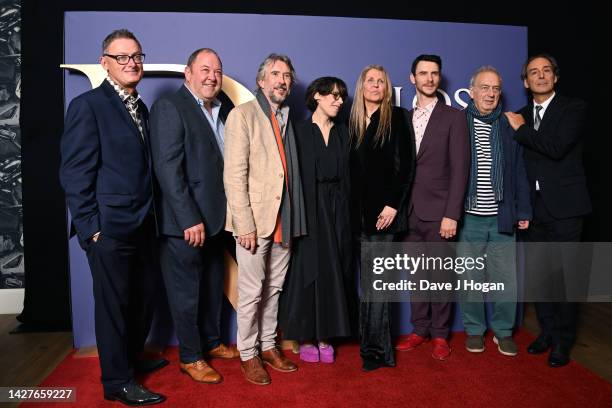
[63,12,527,348]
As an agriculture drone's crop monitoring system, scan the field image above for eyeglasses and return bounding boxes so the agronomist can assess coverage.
[477,85,501,95]
[104,53,146,65]
[329,91,343,100]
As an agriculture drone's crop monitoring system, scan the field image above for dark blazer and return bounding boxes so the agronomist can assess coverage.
[409,101,470,222]
[466,115,532,234]
[350,106,415,235]
[149,85,233,237]
[59,80,153,242]
[515,94,591,219]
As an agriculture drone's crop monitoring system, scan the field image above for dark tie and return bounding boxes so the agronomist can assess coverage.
[534,105,543,131]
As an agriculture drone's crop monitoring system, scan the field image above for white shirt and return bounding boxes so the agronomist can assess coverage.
[533,92,555,122]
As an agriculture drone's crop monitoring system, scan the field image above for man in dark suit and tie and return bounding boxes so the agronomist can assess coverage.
[397,54,470,360]
[506,54,591,368]
[149,48,238,384]
[59,29,165,406]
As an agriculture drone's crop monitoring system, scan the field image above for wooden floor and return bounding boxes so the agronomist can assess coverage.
[0,303,609,405]
[0,315,73,407]
[523,302,612,381]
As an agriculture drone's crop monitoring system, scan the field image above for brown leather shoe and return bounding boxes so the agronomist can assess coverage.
[179,360,222,384]
[240,356,271,385]
[208,343,240,359]
[261,347,298,372]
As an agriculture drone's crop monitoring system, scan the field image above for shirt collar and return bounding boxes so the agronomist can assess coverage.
[106,76,140,104]
[415,98,438,114]
[184,83,221,109]
[534,92,555,111]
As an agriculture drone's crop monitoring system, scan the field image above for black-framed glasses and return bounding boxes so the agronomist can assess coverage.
[103,53,146,65]
[329,91,343,101]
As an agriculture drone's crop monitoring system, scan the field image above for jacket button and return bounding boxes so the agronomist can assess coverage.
[279,173,283,178]
[276,196,281,200]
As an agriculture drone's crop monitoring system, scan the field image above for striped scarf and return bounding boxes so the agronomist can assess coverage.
[465,99,504,211]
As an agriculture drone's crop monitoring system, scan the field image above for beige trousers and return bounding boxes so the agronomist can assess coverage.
[235,237,290,361]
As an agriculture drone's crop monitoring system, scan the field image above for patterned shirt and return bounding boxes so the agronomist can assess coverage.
[413,98,438,153]
[106,76,144,140]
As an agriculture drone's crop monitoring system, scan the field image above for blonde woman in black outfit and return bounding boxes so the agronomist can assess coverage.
[349,65,415,371]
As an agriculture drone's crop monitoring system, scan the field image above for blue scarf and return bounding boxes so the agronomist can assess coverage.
[465,99,504,211]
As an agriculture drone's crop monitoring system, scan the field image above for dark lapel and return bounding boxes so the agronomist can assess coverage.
[101,80,144,146]
[179,85,224,162]
[523,101,535,128]
[138,99,152,167]
[538,94,561,131]
[416,101,444,160]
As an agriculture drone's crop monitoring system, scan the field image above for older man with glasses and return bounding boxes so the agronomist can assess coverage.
[60,29,166,406]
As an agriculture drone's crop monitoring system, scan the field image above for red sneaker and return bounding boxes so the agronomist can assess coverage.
[431,337,451,360]
[396,333,429,351]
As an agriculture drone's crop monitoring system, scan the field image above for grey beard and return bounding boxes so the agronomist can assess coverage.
[268,88,288,105]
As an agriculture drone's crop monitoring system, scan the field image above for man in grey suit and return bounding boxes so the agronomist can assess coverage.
[149,48,238,385]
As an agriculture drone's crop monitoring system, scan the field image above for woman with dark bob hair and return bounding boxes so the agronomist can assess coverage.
[349,65,415,371]
[279,76,356,364]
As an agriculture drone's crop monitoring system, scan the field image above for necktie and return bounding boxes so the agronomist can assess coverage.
[534,105,543,131]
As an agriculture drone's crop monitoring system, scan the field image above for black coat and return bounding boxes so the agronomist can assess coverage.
[350,106,416,235]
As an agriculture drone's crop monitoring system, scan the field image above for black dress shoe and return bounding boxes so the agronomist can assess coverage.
[104,382,166,406]
[527,334,551,354]
[548,344,570,368]
[135,358,169,374]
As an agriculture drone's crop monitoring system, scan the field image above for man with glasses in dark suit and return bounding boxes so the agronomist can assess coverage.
[60,29,166,406]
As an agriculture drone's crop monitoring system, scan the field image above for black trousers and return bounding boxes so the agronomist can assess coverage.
[359,232,396,367]
[83,216,160,393]
[159,231,232,363]
[525,193,584,348]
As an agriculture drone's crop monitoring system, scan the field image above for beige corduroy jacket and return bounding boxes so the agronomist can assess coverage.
[223,99,285,238]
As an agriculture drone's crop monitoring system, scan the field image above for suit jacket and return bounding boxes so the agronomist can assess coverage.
[409,101,470,222]
[223,98,288,238]
[350,106,415,235]
[149,85,233,237]
[515,94,591,219]
[59,80,153,241]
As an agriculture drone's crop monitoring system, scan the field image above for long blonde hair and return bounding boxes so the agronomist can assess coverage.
[349,65,393,147]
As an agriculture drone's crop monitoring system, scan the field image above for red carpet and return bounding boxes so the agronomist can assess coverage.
[24,331,612,408]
